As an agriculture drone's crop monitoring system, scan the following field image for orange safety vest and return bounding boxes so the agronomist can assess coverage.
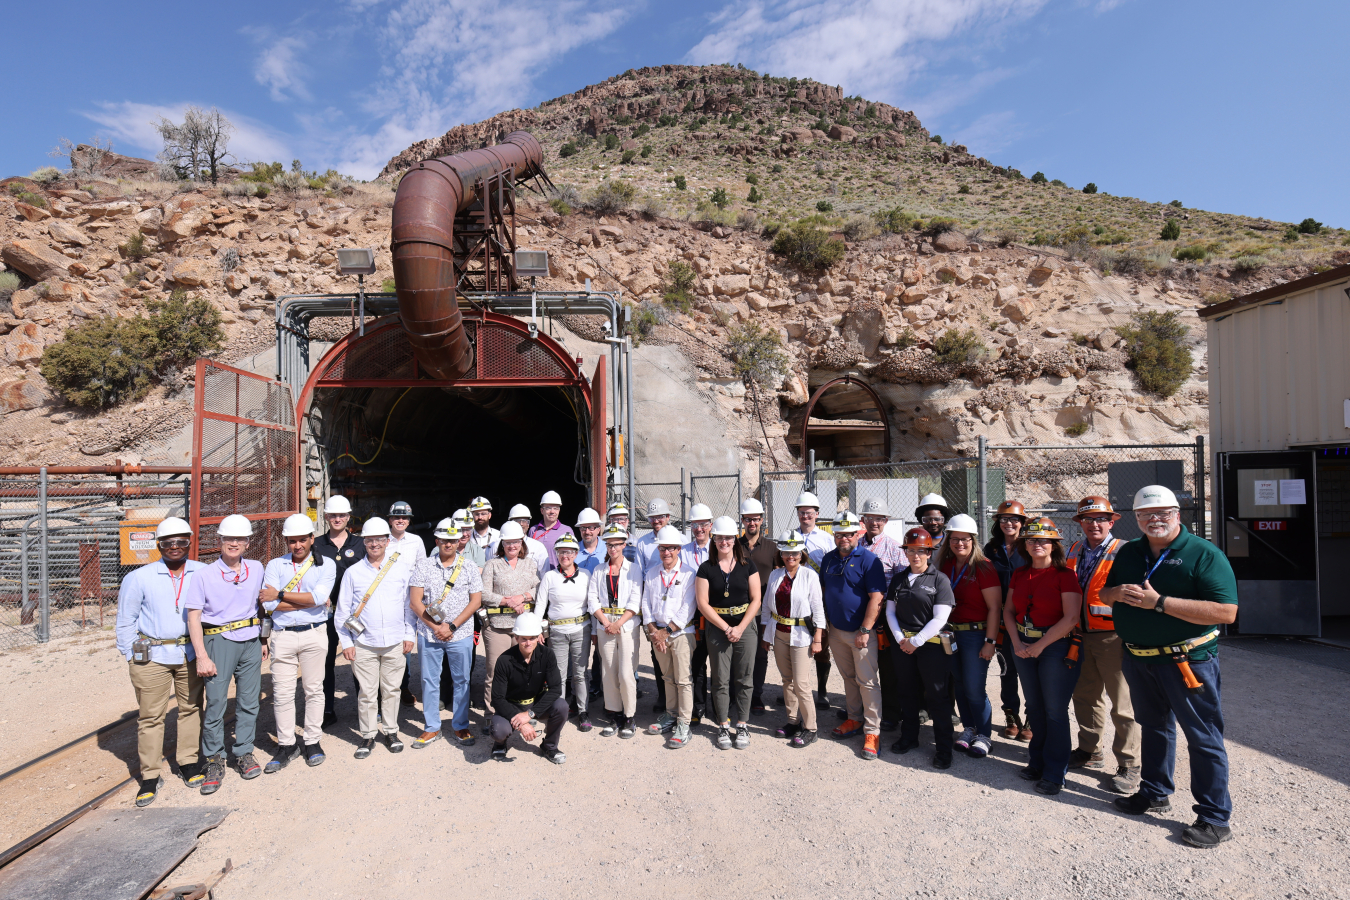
[1067,538,1125,632]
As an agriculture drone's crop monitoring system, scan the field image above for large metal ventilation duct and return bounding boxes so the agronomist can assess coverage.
[389,131,545,380]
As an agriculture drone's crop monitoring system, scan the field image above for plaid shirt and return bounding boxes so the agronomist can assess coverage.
[861,532,908,581]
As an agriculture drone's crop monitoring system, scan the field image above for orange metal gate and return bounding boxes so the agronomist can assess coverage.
[191,360,299,562]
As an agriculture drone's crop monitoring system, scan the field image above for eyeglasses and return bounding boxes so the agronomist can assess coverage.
[996,516,1024,525]
[947,535,973,543]
[1080,516,1114,524]
[713,535,736,543]
[658,546,680,553]
[907,547,932,555]
[158,539,190,549]
[921,516,945,524]
[1024,538,1053,546]
[1135,510,1178,522]
[363,536,389,544]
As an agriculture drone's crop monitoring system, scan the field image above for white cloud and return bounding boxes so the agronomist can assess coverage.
[82,102,293,166]
[254,36,312,102]
[686,0,1047,102]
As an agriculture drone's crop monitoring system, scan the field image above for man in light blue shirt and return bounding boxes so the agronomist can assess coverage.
[575,507,604,574]
[116,517,206,806]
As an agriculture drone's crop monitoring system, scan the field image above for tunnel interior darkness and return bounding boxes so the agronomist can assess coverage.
[313,384,590,545]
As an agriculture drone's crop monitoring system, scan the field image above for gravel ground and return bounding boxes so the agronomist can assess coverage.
[2,632,1348,899]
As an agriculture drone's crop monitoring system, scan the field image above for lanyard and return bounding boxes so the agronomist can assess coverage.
[1144,549,1171,583]
[220,560,249,584]
[660,568,679,601]
[169,567,187,611]
[949,561,970,592]
[608,570,620,600]
[437,554,465,602]
[1076,542,1108,593]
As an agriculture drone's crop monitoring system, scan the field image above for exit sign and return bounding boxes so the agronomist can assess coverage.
[1254,520,1287,531]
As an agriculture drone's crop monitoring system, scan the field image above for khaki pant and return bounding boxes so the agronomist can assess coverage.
[352,643,406,738]
[482,624,516,717]
[269,627,328,747]
[828,626,882,735]
[773,638,816,731]
[128,659,203,781]
[597,626,640,717]
[652,631,696,723]
[1072,630,1140,766]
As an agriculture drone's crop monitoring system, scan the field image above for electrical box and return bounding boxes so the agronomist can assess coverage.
[765,480,837,540]
[941,467,1005,523]
[515,249,550,279]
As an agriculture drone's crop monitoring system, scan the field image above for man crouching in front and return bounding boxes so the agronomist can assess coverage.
[489,612,568,764]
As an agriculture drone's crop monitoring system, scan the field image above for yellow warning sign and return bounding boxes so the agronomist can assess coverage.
[121,525,160,565]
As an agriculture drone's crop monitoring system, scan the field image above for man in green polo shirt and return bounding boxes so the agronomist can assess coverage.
[1099,485,1238,849]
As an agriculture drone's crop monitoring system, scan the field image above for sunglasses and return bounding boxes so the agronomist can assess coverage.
[158,539,191,549]
[1025,538,1054,546]
[1136,510,1177,522]
[1080,516,1114,524]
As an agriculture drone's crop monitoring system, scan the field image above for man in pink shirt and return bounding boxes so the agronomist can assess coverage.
[529,490,575,568]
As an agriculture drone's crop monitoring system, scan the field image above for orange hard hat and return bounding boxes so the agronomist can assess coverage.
[902,527,935,550]
[1022,518,1063,541]
[994,500,1027,519]
[1074,495,1120,521]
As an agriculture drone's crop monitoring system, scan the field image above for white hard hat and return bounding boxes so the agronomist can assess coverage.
[508,503,531,520]
[575,507,602,526]
[454,510,474,530]
[655,524,685,546]
[689,503,713,522]
[155,517,193,539]
[540,490,563,506]
[468,496,492,512]
[606,502,630,519]
[282,513,315,537]
[860,498,889,517]
[554,533,580,552]
[739,498,765,516]
[795,491,820,509]
[916,493,951,519]
[1133,485,1179,510]
[833,511,862,533]
[217,514,253,538]
[945,513,979,536]
[511,611,545,637]
[646,498,672,517]
[361,517,392,537]
[776,530,806,552]
[601,523,629,543]
[710,516,739,537]
[433,517,461,540]
[324,494,352,515]
[498,521,525,541]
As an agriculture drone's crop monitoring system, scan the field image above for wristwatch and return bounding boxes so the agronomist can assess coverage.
[984,637,997,645]
[1153,594,1168,613]
[447,621,458,634]
[856,625,871,635]
[278,590,286,603]
[666,623,680,635]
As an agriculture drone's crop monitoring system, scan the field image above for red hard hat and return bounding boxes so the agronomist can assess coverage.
[902,527,935,550]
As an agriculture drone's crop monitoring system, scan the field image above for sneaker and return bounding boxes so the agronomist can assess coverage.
[955,727,976,751]
[862,734,879,760]
[178,761,205,789]
[968,736,992,758]
[716,725,733,750]
[453,729,476,747]
[1110,766,1141,795]
[891,737,918,754]
[1181,820,1233,849]
[618,721,637,740]
[1017,766,1042,781]
[200,755,225,795]
[491,742,509,762]
[775,721,801,739]
[734,726,750,750]
[600,720,618,737]
[264,744,301,774]
[648,711,676,735]
[577,718,593,733]
[354,738,375,760]
[383,732,404,753]
[135,776,163,808]
[933,752,953,770]
[666,721,691,749]
[790,729,817,748]
[1069,748,1105,769]
[1034,780,1063,795]
[412,730,442,749]
[1114,792,1171,815]
[690,705,705,726]
[543,747,566,765]
[303,743,326,767]
[831,719,863,739]
[235,752,262,780]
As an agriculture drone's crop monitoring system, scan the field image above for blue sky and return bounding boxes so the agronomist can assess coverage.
[4,0,1345,227]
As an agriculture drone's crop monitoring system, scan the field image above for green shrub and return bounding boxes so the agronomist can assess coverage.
[710,187,730,209]
[923,216,959,237]
[120,231,150,260]
[746,172,759,185]
[559,142,578,158]
[627,302,661,345]
[747,186,762,203]
[1297,217,1323,234]
[589,179,636,213]
[29,166,62,184]
[770,221,846,271]
[662,260,697,313]
[1232,255,1266,273]
[381,278,397,292]
[727,322,790,389]
[0,271,20,304]
[771,164,783,174]
[1092,225,1105,235]
[1030,171,1047,184]
[1173,244,1207,261]
[954,182,972,195]
[635,123,650,137]
[1168,200,1183,208]
[1114,310,1192,397]
[816,200,834,213]
[673,175,686,191]
[932,328,986,365]
[874,207,917,233]
[640,145,652,158]
[1065,422,1090,437]
[41,291,224,409]
[891,327,918,350]
[929,134,943,144]
[841,215,878,242]
[1160,219,1181,240]
[548,198,572,216]
[1083,183,1098,194]
[1282,227,1299,243]
[658,114,678,127]
[10,186,47,207]
[1051,179,1067,187]
[603,133,620,151]
[621,149,637,164]
[864,104,878,119]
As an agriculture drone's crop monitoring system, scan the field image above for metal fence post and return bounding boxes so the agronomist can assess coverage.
[1195,435,1207,541]
[807,450,816,493]
[680,467,687,529]
[977,436,988,546]
[38,466,49,643]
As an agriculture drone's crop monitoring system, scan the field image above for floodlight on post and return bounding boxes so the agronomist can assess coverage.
[516,249,549,341]
[336,248,377,336]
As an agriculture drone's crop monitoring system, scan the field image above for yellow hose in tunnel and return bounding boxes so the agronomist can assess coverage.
[329,387,413,468]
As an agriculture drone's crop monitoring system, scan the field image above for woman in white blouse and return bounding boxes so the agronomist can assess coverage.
[641,525,699,749]
[760,531,826,748]
[586,524,642,738]
[535,533,593,732]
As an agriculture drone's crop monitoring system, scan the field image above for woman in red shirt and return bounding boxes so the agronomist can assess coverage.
[1002,518,1083,795]
[933,514,1002,758]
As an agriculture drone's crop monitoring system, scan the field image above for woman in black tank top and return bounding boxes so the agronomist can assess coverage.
[696,517,763,750]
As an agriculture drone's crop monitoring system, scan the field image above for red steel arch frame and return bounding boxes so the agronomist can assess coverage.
[799,374,892,462]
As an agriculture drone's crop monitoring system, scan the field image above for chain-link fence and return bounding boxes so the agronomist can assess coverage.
[633,481,682,529]
[689,473,741,523]
[0,472,192,649]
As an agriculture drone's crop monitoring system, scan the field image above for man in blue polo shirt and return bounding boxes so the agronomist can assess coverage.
[819,511,888,760]
[1100,485,1239,849]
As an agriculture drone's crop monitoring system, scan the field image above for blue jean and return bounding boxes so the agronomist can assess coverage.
[419,633,474,733]
[1122,653,1231,827]
[1013,637,1080,785]
[951,629,993,738]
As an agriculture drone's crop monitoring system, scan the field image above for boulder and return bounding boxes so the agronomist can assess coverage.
[900,287,928,304]
[40,282,87,303]
[827,124,857,142]
[224,271,249,293]
[287,244,314,261]
[8,289,39,317]
[135,208,163,234]
[840,301,884,357]
[597,225,625,238]
[995,285,1020,305]
[47,222,91,246]
[221,222,249,240]
[3,240,71,281]
[84,200,135,218]
[0,378,48,412]
[781,128,815,144]
[0,323,45,365]
[621,270,661,296]
[1003,298,1035,323]
[933,231,968,253]
[15,202,51,222]
[903,304,937,324]
[158,196,212,243]
[168,258,215,287]
[1029,257,1062,285]
[714,274,751,296]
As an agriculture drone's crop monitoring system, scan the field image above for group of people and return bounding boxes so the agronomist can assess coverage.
[116,482,1238,848]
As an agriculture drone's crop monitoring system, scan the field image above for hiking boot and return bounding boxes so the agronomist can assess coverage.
[751,698,766,715]
[1110,766,1141,794]
[383,732,404,753]
[666,721,691,749]
[933,752,953,770]
[264,744,301,774]
[649,711,676,735]
[1114,792,1171,815]
[577,718,593,733]
[734,726,750,750]
[690,704,705,726]
[412,730,442,749]
[543,747,566,765]
[1002,709,1022,739]
[1017,722,1032,742]
[453,729,476,747]
[917,709,930,726]
[354,738,375,760]
[135,776,163,808]
[862,734,880,760]
[200,755,225,795]
[968,736,992,758]
[891,737,918,754]
[600,719,618,737]
[235,752,262,780]
[619,720,637,740]
[1034,780,1063,795]
[1181,820,1233,849]
[955,727,976,751]
[322,708,337,729]
[1069,748,1105,769]
[303,743,325,767]
[178,761,205,789]
[815,692,831,710]
[481,723,492,736]
[832,719,863,739]
[491,742,509,762]
[716,725,733,750]
[791,729,818,748]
